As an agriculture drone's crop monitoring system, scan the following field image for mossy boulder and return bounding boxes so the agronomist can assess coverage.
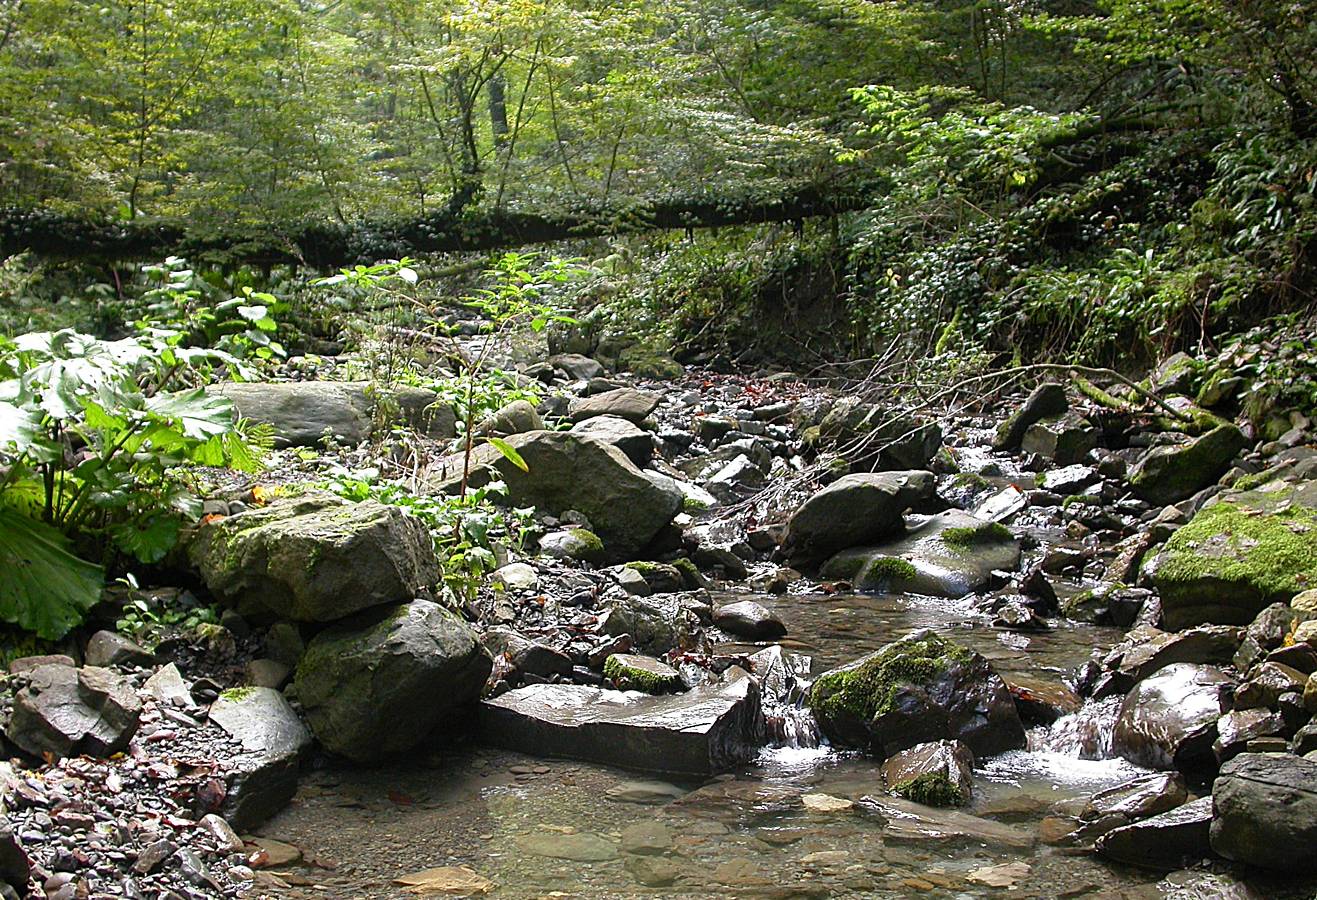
[807,630,1024,758]
[424,431,682,561]
[820,510,1019,597]
[538,528,607,563]
[1144,479,1317,629]
[603,653,684,693]
[1129,424,1249,506]
[1020,413,1098,464]
[598,594,691,656]
[189,494,440,622]
[293,599,491,763]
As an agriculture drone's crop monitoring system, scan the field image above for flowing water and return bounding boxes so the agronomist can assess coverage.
[253,587,1284,899]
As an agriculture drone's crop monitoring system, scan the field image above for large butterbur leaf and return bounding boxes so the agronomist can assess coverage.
[0,508,103,640]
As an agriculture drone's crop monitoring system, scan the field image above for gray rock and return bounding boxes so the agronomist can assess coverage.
[481,677,762,775]
[1210,752,1317,872]
[548,353,605,381]
[517,831,617,862]
[1130,425,1248,506]
[603,654,683,693]
[213,381,454,447]
[1113,663,1231,781]
[1213,709,1283,764]
[294,600,491,763]
[208,687,311,829]
[781,471,934,564]
[712,601,786,641]
[702,455,765,502]
[1234,602,1298,670]
[189,494,439,622]
[859,795,1034,848]
[83,631,155,669]
[993,383,1068,451]
[483,628,574,679]
[569,388,661,424]
[808,631,1025,758]
[0,820,29,891]
[570,416,653,467]
[1096,796,1212,869]
[6,665,141,759]
[881,739,974,806]
[244,658,291,689]
[1093,624,1241,698]
[476,399,543,436]
[598,594,691,656]
[1020,413,1097,464]
[425,431,681,560]
[821,510,1019,598]
[490,562,539,592]
[538,528,606,563]
[1082,772,1187,823]
[813,401,942,471]
[144,663,194,707]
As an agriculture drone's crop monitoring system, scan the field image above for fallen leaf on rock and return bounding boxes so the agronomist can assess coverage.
[394,866,495,895]
[967,861,1030,888]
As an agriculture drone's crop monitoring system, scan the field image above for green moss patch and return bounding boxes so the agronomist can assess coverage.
[603,654,683,693]
[1153,491,1317,601]
[893,772,965,807]
[940,522,1012,546]
[809,634,972,725]
[219,686,257,702]
[861,556,918,583]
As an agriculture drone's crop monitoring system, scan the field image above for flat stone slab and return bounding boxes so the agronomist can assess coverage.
[859,795,1034,848]
[480,677,762,775]
[208,687,312,831]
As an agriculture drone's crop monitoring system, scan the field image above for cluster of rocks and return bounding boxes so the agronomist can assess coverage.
[5,337,1317,892]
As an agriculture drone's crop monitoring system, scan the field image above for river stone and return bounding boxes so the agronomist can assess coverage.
[1094,625,1242,698]
[517,831,618,862]
[859,795,1034,849]
[780,471,934,564]
[1002,674,1080,726]
[569,388,661,424]
[598,594,691,656]
[1096,796,1212,869]
[294,600,491,763]
[1019,413,1097,465]
[6,664,141,759]
[620,821,672,855]
[993,383,1068,451]
[712,600,786,640]
[812,400,942,471]
[1210,752,1317,872]
[1234,602,1299,670]
[538,528,607,563]
[482,628,574,679]
[476,399,542,436]
[1144,479,1317,629]
[425,431,682,560]
[1129,424,1249,506]
[0,819,29,893]
[1213,708,1284,764]
[480,677,762,775]
[213,380,454,447]
[808,630,1024,758]
[1082,772,1187,823]
[83,630,155,669]
[208,687,311,829]
[1113,663,1231,781]
[1235,660,1307,709]
[189,494,439,622]
[821,510,1019,598]
[570,415,653,466]
[603,654,683,693]
[880,739,974,807]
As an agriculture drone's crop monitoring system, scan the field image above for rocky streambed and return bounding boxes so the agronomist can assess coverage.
[4,347,1317,899]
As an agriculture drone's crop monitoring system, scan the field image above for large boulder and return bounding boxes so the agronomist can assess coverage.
[780,471,934,564]
[294,600,491,763]
[993,383,1068,451]
[1020,413,1097,464]
[480,676,761,776]
[569,415,653,467]
[1096,796,1212,869]
[6,665,141,759]
[812,400,942,471]
[189,495,439,622]
[214,381,454,447]
[208,687,312,829]
[425,431,682,560]
[808,631,1025,758]
[1210,752,1317,873]
[1112,663,1232,781]
[1129,424,1248,506]
[821,510,1019,598]
[1144,479,1317,629]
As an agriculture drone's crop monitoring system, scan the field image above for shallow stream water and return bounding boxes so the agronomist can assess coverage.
[251,587,1295,899]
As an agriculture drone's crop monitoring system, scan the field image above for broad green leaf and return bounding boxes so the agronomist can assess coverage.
[486,437,529,473]
[237,304,268,322]
[0,508,103,640]
[111,513,181,564]
[145,389,235,440]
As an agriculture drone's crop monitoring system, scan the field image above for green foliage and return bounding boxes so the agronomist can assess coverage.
[0,508,103,639]
[113,578,220,649]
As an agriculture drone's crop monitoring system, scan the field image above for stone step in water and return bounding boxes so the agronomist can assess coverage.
[480,676,762,775]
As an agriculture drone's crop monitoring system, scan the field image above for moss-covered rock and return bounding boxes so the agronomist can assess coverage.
[1129,424,1249,506]
[993,382,1068,451]
[188,494,440,622]
[1020,413,1097,464]
[1145,480,1317,629]
[881,739,974,807]
[820,510,1019,598]
[807,630,1024,758]
[603,653,684,693]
